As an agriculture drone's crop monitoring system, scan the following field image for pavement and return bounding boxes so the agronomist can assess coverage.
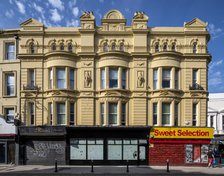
[1,164,224,176]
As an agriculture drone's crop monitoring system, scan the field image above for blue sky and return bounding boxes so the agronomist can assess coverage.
[0,0,223,93]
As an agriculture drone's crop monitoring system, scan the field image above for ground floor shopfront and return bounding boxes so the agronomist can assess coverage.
[149,127,214,166]
[19,126,150,165]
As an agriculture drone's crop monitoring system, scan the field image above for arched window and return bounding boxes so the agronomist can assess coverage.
[51,43,56,51]
[171,43,176,51]
[119,43,124,51]
[163,43,167,51]
[193,42,197,53]
[29,42,35,54]
[155,43,159,52]
[103,43,109,52]
[111,43,116,51]
[68,43,73,52]
[60,44,64,51]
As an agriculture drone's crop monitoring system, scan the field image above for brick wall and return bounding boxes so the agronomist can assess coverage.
[149,143,185,166]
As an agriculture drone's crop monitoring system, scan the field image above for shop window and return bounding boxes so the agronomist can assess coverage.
[162,69,171,88]
[108,139,122,160]
[70,103,74,126]
[56,68,66,89]
[5,73,15,96]
[109,68,118,88]
[101,68,106,89]
[70,69,75,89]
[122,69,126,89]
[175,69,179,89]
[210,115,214,127]
[70,139,104,160]
[56,103,65,125]
[162,103,170,125]
[49,68,53,89]
[109,103,117,125]
[193,42,197,53]
[49,102,53,125]
[5,42,15,60]
[121,103,126,126]
[153,69,158,90]
[100,103,105,125]
[5,108,14,123]
[155,43,159,52]
[185,144,208,163]
[192,103,197,126]
[29,102,35,125]
[153,103,157,125]
[123,139,138,160]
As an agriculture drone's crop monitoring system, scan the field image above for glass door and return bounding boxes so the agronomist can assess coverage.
[138,145,147,165]
[0,142,7,164]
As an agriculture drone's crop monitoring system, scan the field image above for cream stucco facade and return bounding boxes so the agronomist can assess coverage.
[0,10,211,128]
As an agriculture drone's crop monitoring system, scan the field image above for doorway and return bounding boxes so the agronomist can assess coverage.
[0,142,7,164]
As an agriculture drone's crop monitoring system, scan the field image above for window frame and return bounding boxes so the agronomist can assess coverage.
[109,68,118,88]
[153,68,158,90]
[5,42,15,60]
[56,102,66,125]
[162,102,171,126]
[56,68,66,89]
[108,103,118,125]
[29,102,35,126]
[153,103,158,125]
[162,69,171,88]
[70,102,75,126]
[4,107,15,123]
[192,103,197,126]
[4,72,15,96]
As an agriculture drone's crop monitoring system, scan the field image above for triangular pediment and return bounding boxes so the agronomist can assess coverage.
[184,18,207,28]
[20,18,44,27]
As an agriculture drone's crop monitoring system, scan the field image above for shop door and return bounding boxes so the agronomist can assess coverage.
[0,142,6,164]
[138,145,147,165]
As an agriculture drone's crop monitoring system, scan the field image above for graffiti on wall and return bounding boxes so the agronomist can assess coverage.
[29,142,64,158]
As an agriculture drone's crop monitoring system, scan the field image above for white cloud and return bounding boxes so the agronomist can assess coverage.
[68,0,77,9]
[5,10,14,18]
[207,23,223,39]
[48,0,64,11]
[33,3,44,14]
[15,1,26,14]
[209,71,223,86]
[72,7,79,17]
[209,59,223,70]
[50,9,63,22]
[66,19,79,27]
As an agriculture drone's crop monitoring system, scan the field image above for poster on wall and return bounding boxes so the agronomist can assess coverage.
[185,144,193,163]
[193,145,201,163]
[201,145,209,163]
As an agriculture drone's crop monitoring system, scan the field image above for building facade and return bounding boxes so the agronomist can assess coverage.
[208,93,224,155]
[0,10,211,165]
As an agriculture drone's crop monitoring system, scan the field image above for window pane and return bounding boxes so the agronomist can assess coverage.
[49,68,53,89]
[108,145,122,160]
[162,103,170,125]
[185,144,193,163]
[70,103,74,125]
[193,104,197,126]
[6,74,15,96]
[123,145,138,160]
[100,103,105,125]
[122,69,126,89]
[57,68,65,89]
[30,103,35,125]
[101,69,105,89]
[162,69,170,88]
[175,69,179,89]
[109,103,117,125]
[109,68,118,88]
[6,43,15,60]
[5,108,14,123]
[70,143,86,160]
[175,103,179,126]
[153,103,157,125]
[88,144,104,160]
[193,69,198,85]
[57,103,65,125]
[70,69,74,89]
[121,103,126,125]
[153,69,158,89]
[49,103,53,125]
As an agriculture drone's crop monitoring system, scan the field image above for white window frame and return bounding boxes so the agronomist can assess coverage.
[162,103,171,126]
